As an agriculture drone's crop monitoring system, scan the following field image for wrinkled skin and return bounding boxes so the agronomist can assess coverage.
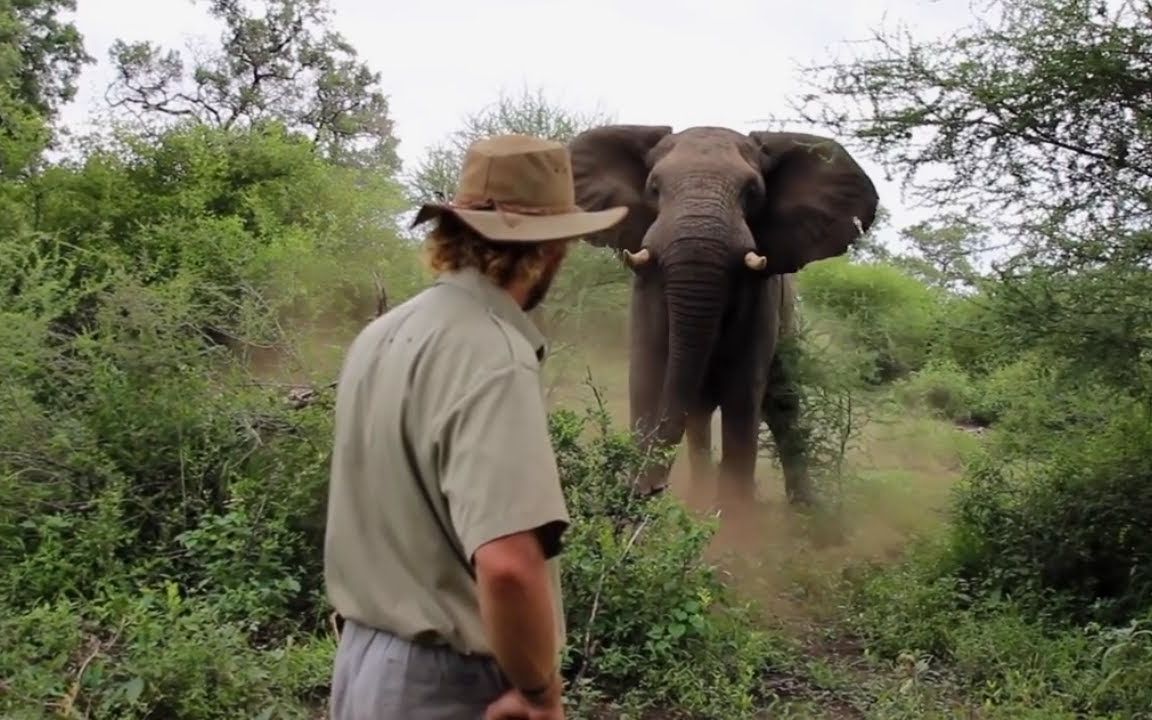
[568,125,879,506]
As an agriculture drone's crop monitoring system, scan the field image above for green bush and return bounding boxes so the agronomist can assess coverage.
[796,256,945,383]
[18,122,423,336]
[0,232,777,719]
[0,592,333,720]
[931,291,1007,377]
[946,401,1152,625]
[551,404,780,717]
[894,358,980,424]
[847,544,1152,719]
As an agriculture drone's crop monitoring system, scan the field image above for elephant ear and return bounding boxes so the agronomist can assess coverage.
[747,131,879,275]
[568,124,673,252]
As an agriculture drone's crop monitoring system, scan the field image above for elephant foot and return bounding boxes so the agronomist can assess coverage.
[715,466,758,509]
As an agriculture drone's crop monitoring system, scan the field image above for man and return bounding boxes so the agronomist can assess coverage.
[323,134,628,719]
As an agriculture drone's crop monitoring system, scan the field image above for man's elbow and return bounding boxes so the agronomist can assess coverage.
[473,530,548,591]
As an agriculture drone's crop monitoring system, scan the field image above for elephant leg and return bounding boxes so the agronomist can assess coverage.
[685,409,714,486]
[716,392,761,506]
[763,345,815,506]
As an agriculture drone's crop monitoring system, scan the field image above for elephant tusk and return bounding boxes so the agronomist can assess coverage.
[623,248,652,267]
[744,251,768,271]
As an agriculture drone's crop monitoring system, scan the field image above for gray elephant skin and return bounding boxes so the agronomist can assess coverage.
[567,125,879,506]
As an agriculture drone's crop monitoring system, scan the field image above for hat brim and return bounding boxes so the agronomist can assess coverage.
[411,203,629,243]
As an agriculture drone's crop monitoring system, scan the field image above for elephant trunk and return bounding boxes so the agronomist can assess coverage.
[655,240,730,447]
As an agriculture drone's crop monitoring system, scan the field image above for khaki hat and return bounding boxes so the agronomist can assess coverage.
[411,134,628,242]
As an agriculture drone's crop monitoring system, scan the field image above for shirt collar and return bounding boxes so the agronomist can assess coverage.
[434,266,548,362]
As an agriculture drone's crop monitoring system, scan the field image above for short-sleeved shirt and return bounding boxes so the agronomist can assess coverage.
[323,266,570,657]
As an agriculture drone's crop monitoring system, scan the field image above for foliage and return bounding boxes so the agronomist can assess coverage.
[0,595,333,720]
[846,541,1152,719]
[796,256,945,383]
[758,304,876,510]
[0,0,91,119]
[894,359,980,425]
[892,214,994,293]
[550,400,782,718]
[794,4,1152,715]
[10,121,418,336]
[795,0,1151,233]
[947,401,1152,625]
[794,0,1152,399]
[404,85,614,204]
[105,0,400,171]
[0,0,91,177]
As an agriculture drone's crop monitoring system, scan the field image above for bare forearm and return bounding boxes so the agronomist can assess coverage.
[476,556,560,693]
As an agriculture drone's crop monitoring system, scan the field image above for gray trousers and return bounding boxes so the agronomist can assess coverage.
[330,617,511,719]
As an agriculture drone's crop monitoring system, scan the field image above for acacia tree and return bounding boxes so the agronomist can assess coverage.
[794,0,1150,242]
[791,0,1152,389]
[105,0,399,171]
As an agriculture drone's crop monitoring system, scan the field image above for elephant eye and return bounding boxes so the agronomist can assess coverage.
[740,180,764,215]
[645,176,660,202]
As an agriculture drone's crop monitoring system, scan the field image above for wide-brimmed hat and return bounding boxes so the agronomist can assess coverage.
[410,134,628,242]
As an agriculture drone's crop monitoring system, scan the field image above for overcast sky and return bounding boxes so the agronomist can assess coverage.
[57,0,983,245]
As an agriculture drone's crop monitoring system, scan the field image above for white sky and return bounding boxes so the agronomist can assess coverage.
[57,0,984,247]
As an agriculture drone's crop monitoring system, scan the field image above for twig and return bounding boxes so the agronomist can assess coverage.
[58,624,124,718]
[372,272,389,318]
[59,642,102,718]
[574,513,653,687]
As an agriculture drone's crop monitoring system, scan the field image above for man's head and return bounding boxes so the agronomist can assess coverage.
[411,134,629,310]
[422,212,569,311]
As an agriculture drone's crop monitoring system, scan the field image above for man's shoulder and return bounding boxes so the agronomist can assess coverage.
[362,282,540,372]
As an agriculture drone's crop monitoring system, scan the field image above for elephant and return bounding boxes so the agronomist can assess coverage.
[566,125,879,507]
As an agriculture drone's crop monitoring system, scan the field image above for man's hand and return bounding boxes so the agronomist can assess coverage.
[484,685,565,720]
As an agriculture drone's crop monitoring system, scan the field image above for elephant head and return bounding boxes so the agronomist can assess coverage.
[568,124,878,462]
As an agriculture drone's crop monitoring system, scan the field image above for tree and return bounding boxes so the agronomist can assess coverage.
[0,0,91,176]
[405,86,613,204]
[105,0,399,172]
[789,0,1152,393]
[894,214,991,292]
[792,0,1150,246]
[0,0,90,116]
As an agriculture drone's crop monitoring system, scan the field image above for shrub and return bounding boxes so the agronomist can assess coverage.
[931,291,1007,377]
[894,359,979,424]
[946,401,1152,625]
[551,403,781,717]
[0,245,778,718]
[796,257,945,383]
[0,593,333,719]
[757,309,876,508]
[847,545,1152,719]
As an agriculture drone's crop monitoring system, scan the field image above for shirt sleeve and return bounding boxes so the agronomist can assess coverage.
[434,363,571,564]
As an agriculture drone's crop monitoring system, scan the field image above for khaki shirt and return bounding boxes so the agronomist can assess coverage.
[323,266,570,657]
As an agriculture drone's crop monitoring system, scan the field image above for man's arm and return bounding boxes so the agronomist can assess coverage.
[474,528,563,703]
[435,362,571,705]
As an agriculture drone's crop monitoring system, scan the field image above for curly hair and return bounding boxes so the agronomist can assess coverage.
[421,211,569,289]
